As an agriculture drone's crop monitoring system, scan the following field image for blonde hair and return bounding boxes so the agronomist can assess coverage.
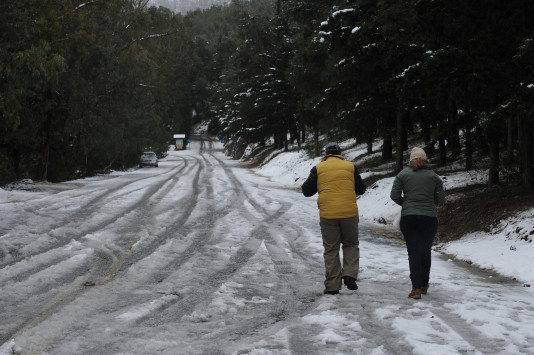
[410,158,427,171]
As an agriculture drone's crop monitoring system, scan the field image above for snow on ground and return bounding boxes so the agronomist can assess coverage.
[1,139,532,288]
[1,137,533,354]
[253,141,534,289]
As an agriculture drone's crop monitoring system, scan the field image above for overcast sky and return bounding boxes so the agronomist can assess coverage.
[148,0,231,13]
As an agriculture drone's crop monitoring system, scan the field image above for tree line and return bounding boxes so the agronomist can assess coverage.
[192,0,534,188]
[1,0,195,184]
[1,0,534,189]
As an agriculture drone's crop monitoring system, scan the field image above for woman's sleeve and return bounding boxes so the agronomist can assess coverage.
[390,175,404,206]
[434,176,445,206]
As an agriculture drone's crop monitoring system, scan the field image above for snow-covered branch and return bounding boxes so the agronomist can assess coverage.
[121,31,177,51]
[75,1,99,10]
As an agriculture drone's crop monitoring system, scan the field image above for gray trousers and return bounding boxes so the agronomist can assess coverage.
[320,216,360,291]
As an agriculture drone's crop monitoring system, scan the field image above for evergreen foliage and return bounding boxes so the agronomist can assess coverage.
[0,0,194,183]
[1,0,534,188]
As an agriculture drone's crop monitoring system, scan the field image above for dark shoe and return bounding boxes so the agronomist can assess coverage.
[421,284,429,295]
[343,276,358,290]
[323,290,339,295]
[408,288,422,299]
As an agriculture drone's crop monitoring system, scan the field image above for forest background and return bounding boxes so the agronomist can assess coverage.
[1,0,534,191]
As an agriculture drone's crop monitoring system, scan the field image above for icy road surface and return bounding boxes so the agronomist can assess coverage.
[1,136,533,354]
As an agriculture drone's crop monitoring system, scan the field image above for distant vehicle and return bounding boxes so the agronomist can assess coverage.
[139,151,158,167]
[173,134,186,150]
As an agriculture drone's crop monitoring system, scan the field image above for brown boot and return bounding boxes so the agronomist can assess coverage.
[408,288,422,299]
[421,284,429,295]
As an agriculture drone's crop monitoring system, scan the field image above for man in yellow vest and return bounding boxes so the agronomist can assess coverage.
[302,143,366,295]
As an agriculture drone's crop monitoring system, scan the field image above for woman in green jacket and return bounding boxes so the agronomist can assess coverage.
[390,147,445,299]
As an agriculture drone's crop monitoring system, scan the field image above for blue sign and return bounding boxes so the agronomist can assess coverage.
[221,139,226,143]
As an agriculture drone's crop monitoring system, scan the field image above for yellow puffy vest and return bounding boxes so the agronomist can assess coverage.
[316,156,359,219]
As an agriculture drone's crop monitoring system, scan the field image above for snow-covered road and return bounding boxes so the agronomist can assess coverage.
[1,136,533,354]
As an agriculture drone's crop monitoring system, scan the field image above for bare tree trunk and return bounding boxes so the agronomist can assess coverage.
[382,127,393,161]
[437,120,447,166]
[402,122,408,151]
[84,149,89,178]
[13,148,21,179]
[298,104,306,147]
[40,115,52,181]
[465,127,473,170]
[395,99,404,173]
[41,143,50,181]
[448,105,461,157]
[314,126,320,157]
[518,116,533,188]
[506,116,514,164]
[488,129,500,186]
[438,134,446,166]
[367,134,373,154]
[121,149,126,171]
[421,116,433,154]
[527,121,534,188]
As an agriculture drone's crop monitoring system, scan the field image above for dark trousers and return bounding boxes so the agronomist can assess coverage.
[400,215,438,289]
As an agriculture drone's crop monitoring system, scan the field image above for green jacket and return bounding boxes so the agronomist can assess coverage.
[390,166,445,217]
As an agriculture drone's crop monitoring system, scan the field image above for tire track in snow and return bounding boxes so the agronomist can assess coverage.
[0,161,184,238]
[0,159,189,284]
[0,158,195,346]
[0,159,189,269]
[80,137,294,341]
[2,138,313,353]
[91,155,205,283]
[103,155,207,279]
[14,148,235,353]
[135,201,291,326]
[103,139,321,352]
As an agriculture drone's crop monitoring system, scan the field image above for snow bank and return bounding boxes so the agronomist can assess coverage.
[252,140,534,288]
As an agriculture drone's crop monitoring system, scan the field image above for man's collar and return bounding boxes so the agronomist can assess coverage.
[322,154,344,161]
